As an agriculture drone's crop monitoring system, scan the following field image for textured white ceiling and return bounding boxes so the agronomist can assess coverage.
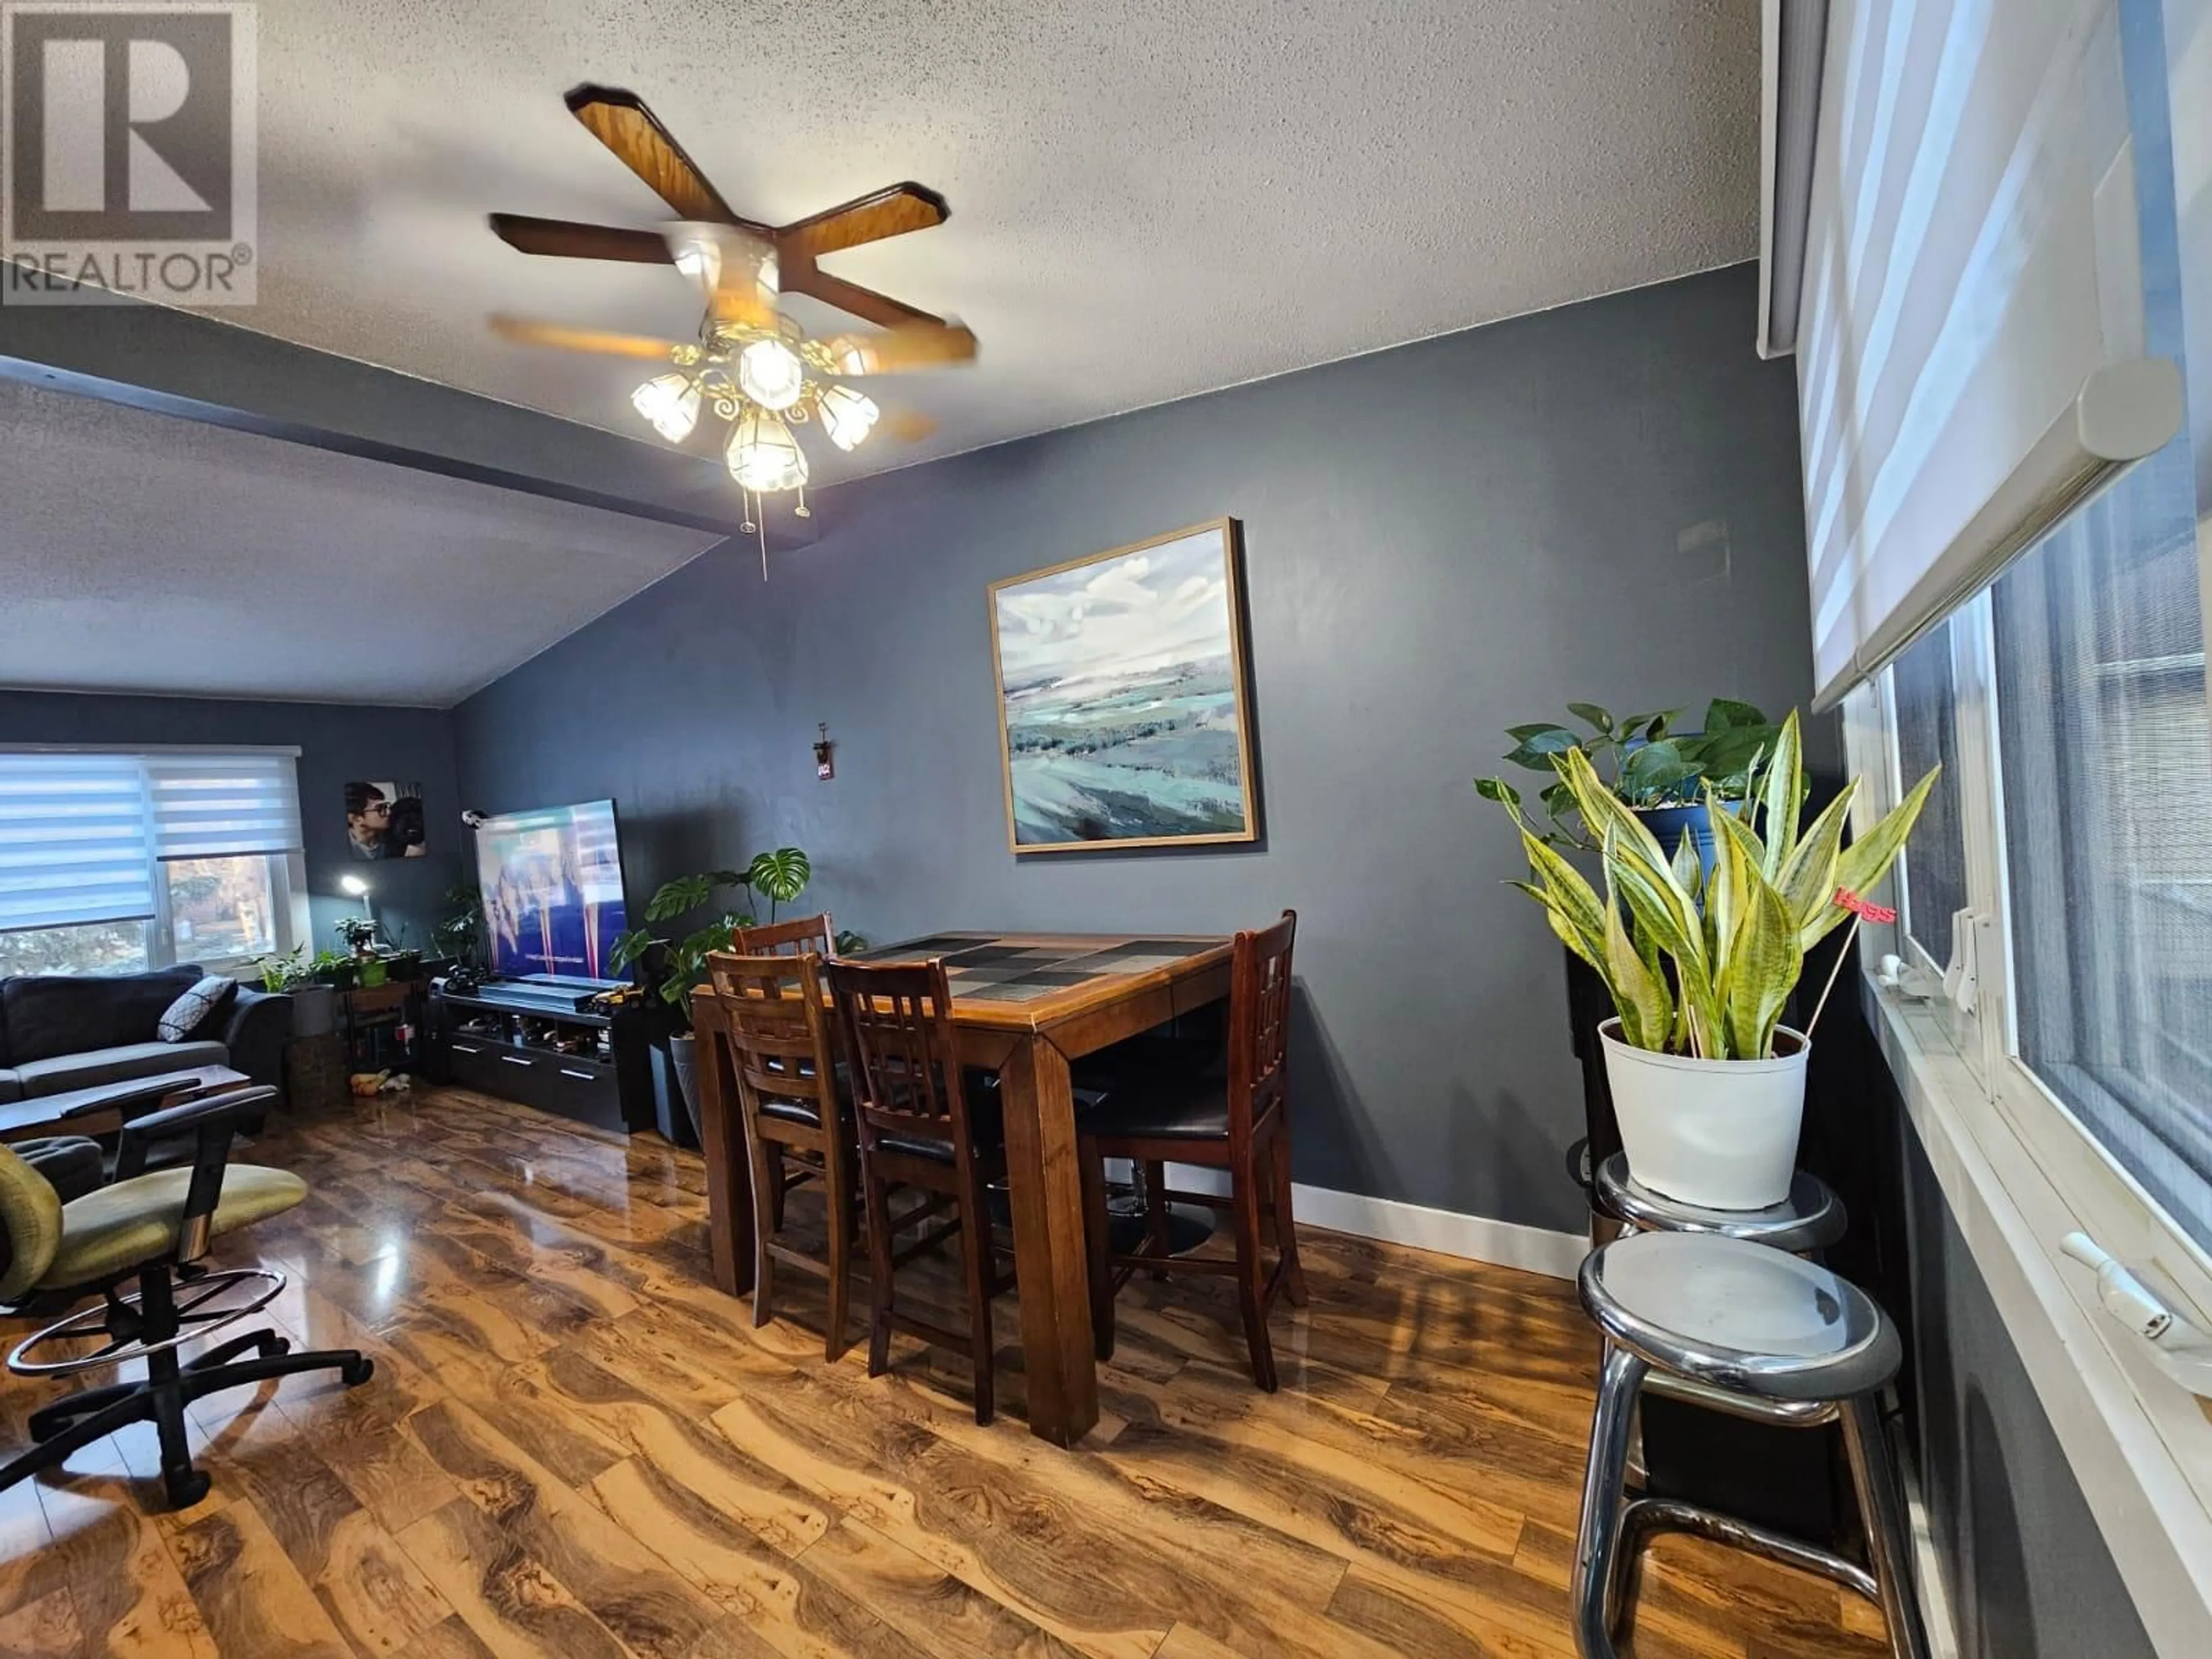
[223,0,1760,483]
[0,380,721,706]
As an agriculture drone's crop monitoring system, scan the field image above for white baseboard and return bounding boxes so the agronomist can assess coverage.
[1129,1161,1588,1280]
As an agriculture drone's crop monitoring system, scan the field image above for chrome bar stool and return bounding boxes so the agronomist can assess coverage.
[1572,1231,1929,1659]
[1594,1151,1851,1422]
[1595,1150,1846,1255]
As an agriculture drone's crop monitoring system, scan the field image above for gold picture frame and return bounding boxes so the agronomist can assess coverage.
[987,517,1259,854]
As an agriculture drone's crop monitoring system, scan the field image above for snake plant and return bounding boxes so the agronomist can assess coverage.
[1488,711,1937,1060]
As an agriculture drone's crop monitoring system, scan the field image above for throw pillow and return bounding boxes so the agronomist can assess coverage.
[157,975,238,1043]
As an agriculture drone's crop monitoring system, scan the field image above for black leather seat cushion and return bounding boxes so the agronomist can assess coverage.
[756,1096,824,1129]
[1071,1029,1225,1094]
[1077,1075,1230,1142]
[873,1081,1004,1164]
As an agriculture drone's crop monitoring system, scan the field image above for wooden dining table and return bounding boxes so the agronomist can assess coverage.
[690,929,1233,1446]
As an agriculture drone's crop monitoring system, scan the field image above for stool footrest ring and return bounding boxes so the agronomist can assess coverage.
[7,1267,287,1377]
[1620,1495,1881,1606]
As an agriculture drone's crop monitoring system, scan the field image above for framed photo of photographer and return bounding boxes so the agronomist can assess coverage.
[344,779,428,860]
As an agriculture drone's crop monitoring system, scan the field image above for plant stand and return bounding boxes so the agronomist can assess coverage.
[1563,947,1838,1544]
[282,1033,349,1116]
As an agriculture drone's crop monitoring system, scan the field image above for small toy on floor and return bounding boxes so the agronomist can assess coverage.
[347,1070,414,1097]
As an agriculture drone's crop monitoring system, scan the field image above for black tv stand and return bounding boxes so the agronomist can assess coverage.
[426,975,655,1135]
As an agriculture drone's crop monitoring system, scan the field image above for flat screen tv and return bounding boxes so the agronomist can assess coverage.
[472,799,629,982]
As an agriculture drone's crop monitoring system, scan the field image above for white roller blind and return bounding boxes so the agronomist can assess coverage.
[1791,0,2182,706]
[147,752,303,860]
[0,753,157,931]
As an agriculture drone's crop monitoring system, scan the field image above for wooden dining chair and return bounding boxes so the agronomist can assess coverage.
[826,957,1016,1424]
[733,912,837,957]
[1078,910,1308,1390]
[706,949,858,1359]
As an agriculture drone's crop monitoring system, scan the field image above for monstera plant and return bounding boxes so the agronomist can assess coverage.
[1482,710,1936,1208]
[609,847,823,1027]
[608,847,854,1143]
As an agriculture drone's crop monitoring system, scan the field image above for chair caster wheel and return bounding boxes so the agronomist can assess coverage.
[340,1357,374,1387]
[165,1469,211,1510]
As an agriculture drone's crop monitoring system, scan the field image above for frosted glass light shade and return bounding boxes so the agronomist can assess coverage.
[630,372,700,442]
[816,384,880,451]
[737,339,805,412]
[727,408,808,493]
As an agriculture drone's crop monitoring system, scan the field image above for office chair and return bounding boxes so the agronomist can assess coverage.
[0,1084,372,1509]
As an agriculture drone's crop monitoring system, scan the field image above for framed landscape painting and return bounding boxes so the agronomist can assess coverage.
[988,517,1259,853]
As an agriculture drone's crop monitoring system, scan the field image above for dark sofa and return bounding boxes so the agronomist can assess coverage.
[0,966,290,1104]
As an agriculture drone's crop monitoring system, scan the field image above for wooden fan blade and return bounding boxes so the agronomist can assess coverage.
[488,214,673,265]
[779,183,948,260]
[784,266,945,332]
[488,314,685,361]
[563,84,767,232]
[821,321,978,374]
[879,409,938,442]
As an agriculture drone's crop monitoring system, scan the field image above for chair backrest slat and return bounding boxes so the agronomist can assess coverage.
[1226,910,1297,1142]
[733,912,836,959]
[826,959,969,1148]
[707,950,839,1123]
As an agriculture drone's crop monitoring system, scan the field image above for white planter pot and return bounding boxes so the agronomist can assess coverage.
[1597,1017,1810,1210]
[288,984,337,1039]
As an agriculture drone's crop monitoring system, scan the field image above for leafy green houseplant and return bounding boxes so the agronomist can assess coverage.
[608,848,843,1138]
[309,948,358,989]
[434,884,485,971]
[255,945,312,994]
[255,945,338,1037]
[1480,699,1783,868]
[1480,710,1936,1207]
[607,848,821,1026]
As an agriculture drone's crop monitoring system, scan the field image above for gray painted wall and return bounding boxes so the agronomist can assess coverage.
[457,263,1815,1233]
[0,690,464,955]
[1900,1120,2156,1659]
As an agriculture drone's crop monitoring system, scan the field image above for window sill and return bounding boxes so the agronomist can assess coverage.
[1864,974,2212,1658]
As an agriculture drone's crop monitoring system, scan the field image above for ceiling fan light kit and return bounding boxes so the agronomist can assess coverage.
[486,84,976,575]
[630,370,701,443]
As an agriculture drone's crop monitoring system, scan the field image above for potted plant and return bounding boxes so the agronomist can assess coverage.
[310,948,359,991]
[1482,699,1783,877]
[332,916,387,986]
[256,945,338,1039]
[1479,711,1936,1209]
[434,885,485,972]
[609,847,821,1137]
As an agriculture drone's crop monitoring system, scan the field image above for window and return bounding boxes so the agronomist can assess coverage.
[1891,619,1968,971]
[1992,431,2211,1250]
[165,855,283,963]
[1839,0,2212,1624]
[0,748,304,977]
[0,920,151,979]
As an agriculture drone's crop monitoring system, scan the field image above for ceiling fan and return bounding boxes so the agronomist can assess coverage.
[486,85,975,548]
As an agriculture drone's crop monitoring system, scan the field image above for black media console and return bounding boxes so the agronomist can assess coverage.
[425,975,656,1134]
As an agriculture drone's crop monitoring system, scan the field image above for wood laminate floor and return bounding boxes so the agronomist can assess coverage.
[0,1087,1889,1658]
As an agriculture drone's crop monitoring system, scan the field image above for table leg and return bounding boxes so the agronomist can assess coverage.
[693,1002,755,1298]
[999,1034,1100,1445]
